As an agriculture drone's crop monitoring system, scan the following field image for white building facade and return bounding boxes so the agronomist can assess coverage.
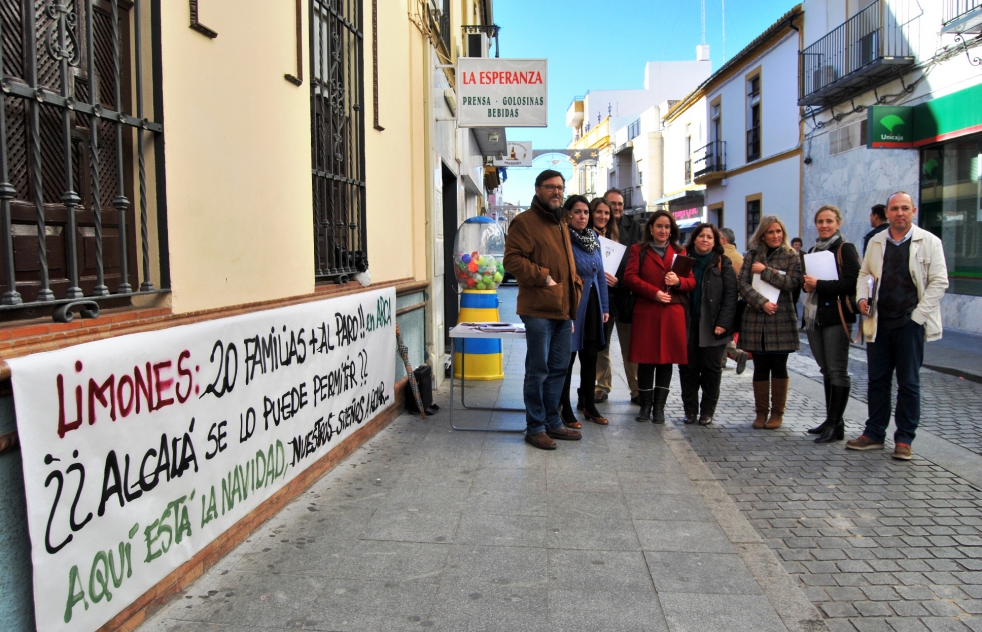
[800,0,982,333]
[687,6,804,251]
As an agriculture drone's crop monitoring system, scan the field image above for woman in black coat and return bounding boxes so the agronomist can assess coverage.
[678,224,737,425]
[801,204,861,443]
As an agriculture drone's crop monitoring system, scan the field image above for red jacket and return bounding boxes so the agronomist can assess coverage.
[623,243,695,365]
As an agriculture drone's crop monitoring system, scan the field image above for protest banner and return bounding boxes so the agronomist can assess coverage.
[9,287,397,632]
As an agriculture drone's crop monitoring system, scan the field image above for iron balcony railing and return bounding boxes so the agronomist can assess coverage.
[0,0,168,321]
[627,119,641,140]
[799,0,915,106]
[943,0,982,32]
[693,140,726,179]
[747,126,761,162]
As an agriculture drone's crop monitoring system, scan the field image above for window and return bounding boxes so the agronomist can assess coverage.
[711,102,722,144]
[920,138,982,297]
[637,161,643,186]
[684,124,693,184]
[829,119,868,156]
[311,0,368,281]
[747,74,761,162]
[746,198,762,241]
[0,0,166,315]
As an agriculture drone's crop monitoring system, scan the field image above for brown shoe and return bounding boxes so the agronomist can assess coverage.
[892,443,913,460]
[525,432,557,450]
[764,378,788,429]
[698,414,713,426]
[583,410,609,425]
[594,390,608,403]
[752,381,769,429]
[845,435,885,451]
[546,425,582,441]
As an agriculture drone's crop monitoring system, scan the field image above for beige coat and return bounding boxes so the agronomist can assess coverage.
[857,225,948,342]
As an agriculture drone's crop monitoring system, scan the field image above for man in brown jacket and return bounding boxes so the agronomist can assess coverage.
[504,170,583,449]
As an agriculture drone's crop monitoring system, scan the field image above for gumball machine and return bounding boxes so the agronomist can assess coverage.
[453,216,506,380]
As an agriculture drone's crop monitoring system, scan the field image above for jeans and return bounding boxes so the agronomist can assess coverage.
[864,320,924,445]
[596,317,638,398]
[807,324,851,389]
[521,316,572,435]
[679,324,726,416]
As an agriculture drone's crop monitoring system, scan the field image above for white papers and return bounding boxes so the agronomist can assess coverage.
[752,273,782,304]
[803,250,839,281]
[598,236,627,276]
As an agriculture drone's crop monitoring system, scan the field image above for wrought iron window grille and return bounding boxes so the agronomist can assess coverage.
[310,0,367,284]
[0,0,168,321]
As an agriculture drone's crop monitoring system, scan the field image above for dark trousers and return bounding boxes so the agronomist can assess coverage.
[679,325,726,416]
[864,320,924,445]
[807,324,851,389]
[520,316,572,435]
[562,343,601,415]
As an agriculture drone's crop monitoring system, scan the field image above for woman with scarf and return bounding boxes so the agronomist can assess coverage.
[624,211,695,423]
[678,224,737,425]
[560,195,610,427]
[802,205,861,443]
[738,215,803,430]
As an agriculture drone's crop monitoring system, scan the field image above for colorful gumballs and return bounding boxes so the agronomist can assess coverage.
[493,272,503,283]
[471,251,479,260]
[466,278,476,287]
[461,253,471,264]
[468,262,478,273]
[476,282,486,290]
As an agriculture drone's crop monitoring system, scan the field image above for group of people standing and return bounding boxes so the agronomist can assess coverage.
[503,169,948,461]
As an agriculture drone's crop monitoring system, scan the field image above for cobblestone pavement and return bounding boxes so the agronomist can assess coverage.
[791,336,982,455]
[672,344,982,632]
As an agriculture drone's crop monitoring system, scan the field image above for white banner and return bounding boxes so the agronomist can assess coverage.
[457,58,547,128]
[492,141,533,167]
[9,288,397,632]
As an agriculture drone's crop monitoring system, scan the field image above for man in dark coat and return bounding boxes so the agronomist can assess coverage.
[594,188,642,404]
[503,170,583,450]
[862,204,889,255]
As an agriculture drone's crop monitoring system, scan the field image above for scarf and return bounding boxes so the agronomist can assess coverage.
[690,251,713,316]
[570,226,599,253]
[802,230,841,331]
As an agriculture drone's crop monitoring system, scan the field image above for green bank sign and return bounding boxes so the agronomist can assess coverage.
[867,106,913,149]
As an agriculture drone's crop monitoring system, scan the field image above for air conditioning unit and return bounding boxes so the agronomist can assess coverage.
[812,65,838,91]
[466,32,489,58]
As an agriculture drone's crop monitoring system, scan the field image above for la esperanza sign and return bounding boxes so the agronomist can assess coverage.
[457,58,548,128]
[9,288,397,632]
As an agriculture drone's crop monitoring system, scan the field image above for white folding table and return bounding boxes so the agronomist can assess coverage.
[448,323,526,433]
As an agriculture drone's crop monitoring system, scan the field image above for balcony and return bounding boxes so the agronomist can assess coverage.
[693,141,726,186]
[799,0,915,107]
[747,126,761,162]
[943,0,982,34]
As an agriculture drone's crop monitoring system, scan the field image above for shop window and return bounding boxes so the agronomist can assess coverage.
[920,139,982,297]
[311,0,368,282]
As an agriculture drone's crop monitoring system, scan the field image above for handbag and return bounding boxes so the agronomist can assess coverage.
[619,246,647,325]
[732,298,746,334]
[834,242,862,343]
[405,364,439,415]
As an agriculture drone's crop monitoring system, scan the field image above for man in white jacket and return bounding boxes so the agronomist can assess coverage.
[847,192,948,460]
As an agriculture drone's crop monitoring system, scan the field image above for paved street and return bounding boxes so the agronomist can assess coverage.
[140,286,982,632]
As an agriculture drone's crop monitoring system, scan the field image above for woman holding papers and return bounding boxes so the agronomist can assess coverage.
[624,211,695,423]
[678,224,738,426]
[801,205,861,443]
[737,215,803,430]
[559,196,611,427]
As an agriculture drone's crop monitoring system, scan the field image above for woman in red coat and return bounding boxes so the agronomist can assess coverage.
[624,211,696,423]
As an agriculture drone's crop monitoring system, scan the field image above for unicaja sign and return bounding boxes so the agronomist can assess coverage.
[867,106,913,149]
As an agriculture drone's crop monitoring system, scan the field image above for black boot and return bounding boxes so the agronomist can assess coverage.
[815,384,849,443]
[651,387,669,424]
[576,387,585,411]
[636,389,653,422]
[808,378,832,434]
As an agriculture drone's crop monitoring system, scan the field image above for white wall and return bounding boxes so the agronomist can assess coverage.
[706,156,801,252]
[661,97,707,196]
[706,33,800,173]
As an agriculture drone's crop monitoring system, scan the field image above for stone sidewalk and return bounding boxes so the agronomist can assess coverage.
[139,287,826,632]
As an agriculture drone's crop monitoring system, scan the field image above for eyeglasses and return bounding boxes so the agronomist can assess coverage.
[539,185,565,193]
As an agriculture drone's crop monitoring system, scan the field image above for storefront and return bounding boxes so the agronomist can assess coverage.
[914,83,982,298]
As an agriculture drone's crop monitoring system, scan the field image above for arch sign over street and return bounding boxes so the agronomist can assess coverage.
[457,58,548,127]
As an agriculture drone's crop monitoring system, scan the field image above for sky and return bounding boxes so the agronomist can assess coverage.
[491,0,799,206]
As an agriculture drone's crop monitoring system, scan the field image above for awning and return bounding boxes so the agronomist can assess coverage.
[472,128,508,158]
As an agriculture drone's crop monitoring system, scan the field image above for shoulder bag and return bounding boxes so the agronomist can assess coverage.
[835,242,862,344]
